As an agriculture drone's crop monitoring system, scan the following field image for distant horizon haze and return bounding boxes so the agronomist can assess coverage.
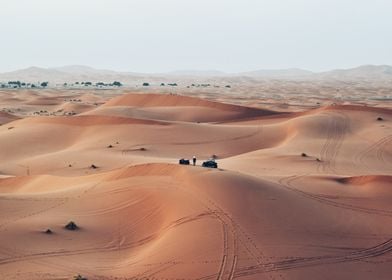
[1,0,391,73]
[1,64,392,75]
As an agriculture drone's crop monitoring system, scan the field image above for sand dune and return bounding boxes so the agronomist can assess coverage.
[0,91,391,279]
[0,111,19,125]
[336,175,392,185]
[99,93,278,122]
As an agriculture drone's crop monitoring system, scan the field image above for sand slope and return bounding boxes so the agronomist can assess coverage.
[98,93,278,122]
[0,92,391,279]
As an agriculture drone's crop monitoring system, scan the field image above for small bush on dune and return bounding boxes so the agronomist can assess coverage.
[65,221,78,231]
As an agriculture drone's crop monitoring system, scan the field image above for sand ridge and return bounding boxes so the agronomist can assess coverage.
[0,91,391,279]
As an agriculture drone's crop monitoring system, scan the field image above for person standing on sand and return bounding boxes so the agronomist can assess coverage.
[193,156,196,166]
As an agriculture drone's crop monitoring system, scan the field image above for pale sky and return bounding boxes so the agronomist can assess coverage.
[1,0,391,73]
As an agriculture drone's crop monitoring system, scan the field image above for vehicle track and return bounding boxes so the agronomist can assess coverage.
[278,175,392,217]
[0,169,273,279]
[0,210,213,267]
[234,238,392,277]
[317,112,349,175]
[175,182,279,280]
[354,135,392,173]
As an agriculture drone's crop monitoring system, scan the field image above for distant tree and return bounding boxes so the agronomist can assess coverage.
[75,82,80,85]
[142,82,150,86]
[160,83,165,86]
[63,83,68,87]
[225,85,231,88]
[168,83,178,86]
[40,82,48,88]
[84,82,92,86]
[113,81,122,87]
[21,82,26,87]
[31,84,36,88]
[8,81,21,87]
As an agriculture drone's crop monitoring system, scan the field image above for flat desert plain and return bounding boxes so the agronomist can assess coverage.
[0,89,391,280]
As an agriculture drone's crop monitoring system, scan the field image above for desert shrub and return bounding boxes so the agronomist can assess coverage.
[65,221,78,230]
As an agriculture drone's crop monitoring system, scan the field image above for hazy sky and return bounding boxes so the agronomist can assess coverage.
[1,0,391,73]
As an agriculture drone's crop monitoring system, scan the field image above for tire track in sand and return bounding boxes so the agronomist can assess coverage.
[317,112,349,175]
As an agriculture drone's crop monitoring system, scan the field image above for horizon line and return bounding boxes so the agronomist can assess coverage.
[1,63,391,76]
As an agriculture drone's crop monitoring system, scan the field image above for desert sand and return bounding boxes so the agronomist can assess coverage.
[0,88,391,280]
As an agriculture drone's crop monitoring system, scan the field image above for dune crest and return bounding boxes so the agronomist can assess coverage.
[0,90,391,279]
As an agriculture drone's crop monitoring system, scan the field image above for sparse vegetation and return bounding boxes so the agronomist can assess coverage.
[301,153,307,157]
[65,221,78,231]
[143,82,150,86]
[40,82,48,88]
[73,274,88,280]
[90,164,98,169]
[112,81,122,87]
[377,117,383,121]
[8,81,22,88]
[45,229,53,234]
[107,144,113,148]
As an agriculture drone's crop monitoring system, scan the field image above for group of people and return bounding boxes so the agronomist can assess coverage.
[179,155,217,168]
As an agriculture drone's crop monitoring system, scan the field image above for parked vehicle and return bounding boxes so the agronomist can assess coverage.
[179,158,190,165]
[202,159,218,168]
